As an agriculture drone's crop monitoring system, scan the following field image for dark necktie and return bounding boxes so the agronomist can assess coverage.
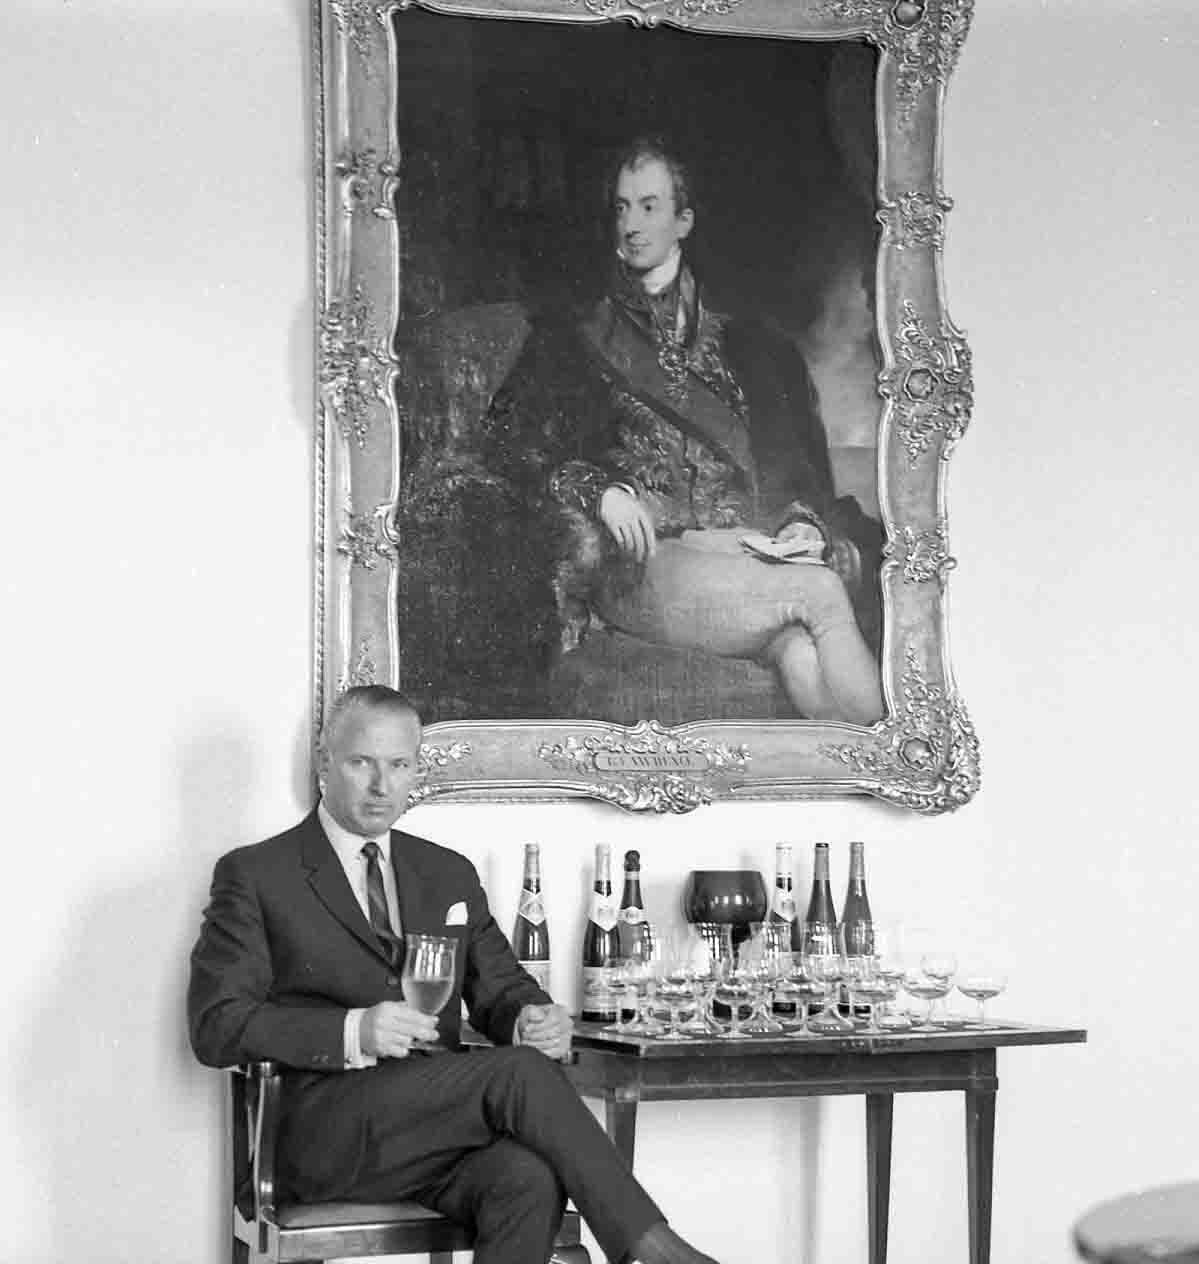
[361,841,401,965]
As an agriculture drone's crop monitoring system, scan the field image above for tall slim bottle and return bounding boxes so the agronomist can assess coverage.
[580,844,620,1023]
[840,841,874,1017]
[802,842,838,1017]
[511,843,551,992]
[841,841,874,956]
[801,842,838,945]
[769,844,799,1016]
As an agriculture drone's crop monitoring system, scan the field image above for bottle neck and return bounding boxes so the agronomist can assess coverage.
[594,846,612,895]
[812,843,830,884]
[522,846,541,893]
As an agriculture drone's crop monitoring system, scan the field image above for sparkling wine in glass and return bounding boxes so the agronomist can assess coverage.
[401,933,457,1047]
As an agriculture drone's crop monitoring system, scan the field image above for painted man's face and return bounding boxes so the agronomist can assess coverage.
[614,157,694,275]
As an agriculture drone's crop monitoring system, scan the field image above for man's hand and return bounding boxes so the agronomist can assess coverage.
[599,486,656,562]
[360,1001,439,1058]
[515,1003,573,1061]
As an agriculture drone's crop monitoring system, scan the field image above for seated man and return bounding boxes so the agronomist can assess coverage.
[188,685,719,1264]
[478,136,884,726]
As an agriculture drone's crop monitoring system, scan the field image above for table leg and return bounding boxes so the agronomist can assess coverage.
[866,1092,893,1264]
[965,1086,996,1264]
[605,1088,640,1167]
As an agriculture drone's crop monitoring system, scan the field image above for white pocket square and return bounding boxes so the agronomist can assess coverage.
[444,901,468,926]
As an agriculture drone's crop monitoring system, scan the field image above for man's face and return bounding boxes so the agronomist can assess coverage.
[319,705,422,836]
[614,157,694,275]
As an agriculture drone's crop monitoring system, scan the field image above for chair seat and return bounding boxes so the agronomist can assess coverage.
[1074,1181,1199,1263]
[277,1201,449,1229]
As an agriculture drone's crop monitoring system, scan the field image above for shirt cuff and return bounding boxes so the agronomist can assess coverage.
[343,1008,378,1069]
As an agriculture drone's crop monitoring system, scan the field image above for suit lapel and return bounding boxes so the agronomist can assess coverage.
[299,812,394,965]
[389,830,439,939]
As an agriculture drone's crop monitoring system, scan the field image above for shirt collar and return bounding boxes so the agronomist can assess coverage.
[317,800,392,868]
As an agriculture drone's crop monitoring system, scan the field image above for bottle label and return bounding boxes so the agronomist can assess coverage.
[771,891,797,922]
[589,892,618,931]
[580,965,617,1018]
[521,959,551,991]
[618,905,645,926]
[517,888,546,925]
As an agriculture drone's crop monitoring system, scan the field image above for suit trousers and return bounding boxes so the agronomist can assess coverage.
[279,1045,664,1264]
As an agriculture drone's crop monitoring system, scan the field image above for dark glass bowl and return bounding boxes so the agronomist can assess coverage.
[682,869,768,927]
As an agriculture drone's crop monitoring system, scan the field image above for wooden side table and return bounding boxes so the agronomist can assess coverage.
[567,1021,1086,1264]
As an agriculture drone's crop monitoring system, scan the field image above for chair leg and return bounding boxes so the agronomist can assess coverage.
[232,1237,249,1264]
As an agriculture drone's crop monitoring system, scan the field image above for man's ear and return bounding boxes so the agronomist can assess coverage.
[677,207,695,240]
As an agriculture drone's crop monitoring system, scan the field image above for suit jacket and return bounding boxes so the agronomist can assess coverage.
[187,810,550,1073]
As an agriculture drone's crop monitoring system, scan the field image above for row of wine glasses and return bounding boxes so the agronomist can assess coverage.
[597,922,1008,1039]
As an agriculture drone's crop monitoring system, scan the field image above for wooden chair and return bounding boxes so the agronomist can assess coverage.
[231,1061,589,1264]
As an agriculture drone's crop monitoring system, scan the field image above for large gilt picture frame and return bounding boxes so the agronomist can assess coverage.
[314,0,979,814]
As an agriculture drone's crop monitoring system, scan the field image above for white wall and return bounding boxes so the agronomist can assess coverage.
[3,2,1198,1262]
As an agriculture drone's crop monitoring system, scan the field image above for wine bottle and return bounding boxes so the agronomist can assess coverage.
[802,843,838,1017]
[511,843,551,992]
[580,843,620,1023]
[802,842,838,940]
[841,841,874,956]
[840,840,874,1017]
[769,844,799,1016]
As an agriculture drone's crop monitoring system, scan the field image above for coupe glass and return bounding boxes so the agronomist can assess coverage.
[957,967,1009,1027]
[872,923,913,1032]
[802,920,853,1034]
[714,940,754,1040]
[401,933,458,1048]
[740,923,788,1035]
[622,927,666,1037]
[919,950,963,1028]
[655,933,696,1041]
[678,923,730,1036]
[904,969,953,1031]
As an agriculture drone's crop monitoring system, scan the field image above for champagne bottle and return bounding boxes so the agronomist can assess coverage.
[580,843,620,1023]
[511,843,551,992]
[840,841,874,1017]
[616,849,649,959]
[769,843,799,1016]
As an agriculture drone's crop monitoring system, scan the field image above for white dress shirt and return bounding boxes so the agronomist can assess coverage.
[317,801,402,1068]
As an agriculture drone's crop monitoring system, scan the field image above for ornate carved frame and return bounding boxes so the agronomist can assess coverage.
[313,0,979,814]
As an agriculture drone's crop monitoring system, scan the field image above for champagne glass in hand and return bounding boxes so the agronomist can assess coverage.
[401,933,458,1048]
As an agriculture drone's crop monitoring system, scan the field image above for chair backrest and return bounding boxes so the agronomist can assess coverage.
[230,1061,587,1264]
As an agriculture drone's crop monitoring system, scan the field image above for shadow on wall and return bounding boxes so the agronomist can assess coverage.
[21,726,265,1262]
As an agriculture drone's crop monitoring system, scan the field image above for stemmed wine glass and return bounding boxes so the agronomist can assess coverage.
[740,923,788,1035]
[920,949,961,1028]
[873,923,913,1032]
[678,923,730,1037]
[655,933,695,1041]
[714,938,754,1040]
[401,933,458,1049]
[957,964,1009,1028]
[803,920,853,1034]
[778,955,827,1038]
[622,927,666,1037]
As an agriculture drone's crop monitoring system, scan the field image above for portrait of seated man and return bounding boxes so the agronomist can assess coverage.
[397,135,884,727]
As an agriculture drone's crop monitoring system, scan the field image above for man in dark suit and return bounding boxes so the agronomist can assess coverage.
[188,684,718,1264]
